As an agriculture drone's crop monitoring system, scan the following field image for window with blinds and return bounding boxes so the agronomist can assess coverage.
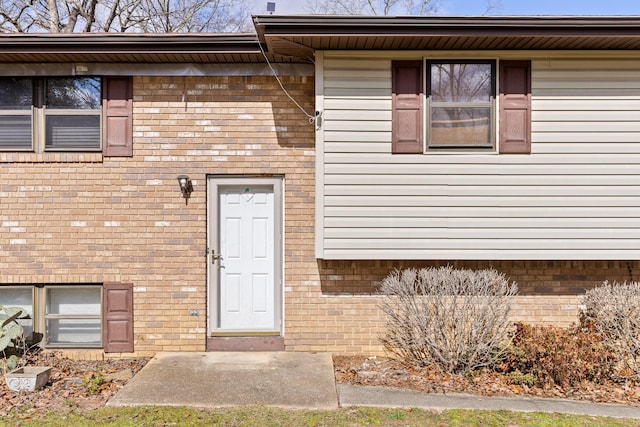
[0,77,101,152]
[0,78,33,150]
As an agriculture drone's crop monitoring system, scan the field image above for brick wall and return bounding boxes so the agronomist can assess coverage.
[0,74,317,356]
[319,260,640,295]
[303,260,640,354]
[1,73,638,357]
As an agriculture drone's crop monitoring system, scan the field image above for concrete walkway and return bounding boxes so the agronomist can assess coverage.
[107,352,338,410]
[108,352,640,419]
[338,384,640,419]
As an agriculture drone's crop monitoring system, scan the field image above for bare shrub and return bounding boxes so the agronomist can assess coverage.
[378,266,518,374]
[580,281,640,379]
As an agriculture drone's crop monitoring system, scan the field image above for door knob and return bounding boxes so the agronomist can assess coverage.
[211,250,223,264]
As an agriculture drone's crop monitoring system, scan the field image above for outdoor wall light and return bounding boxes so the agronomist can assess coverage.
[177,175,193,204]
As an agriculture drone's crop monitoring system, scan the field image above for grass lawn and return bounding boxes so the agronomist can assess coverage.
[3,406,640,427]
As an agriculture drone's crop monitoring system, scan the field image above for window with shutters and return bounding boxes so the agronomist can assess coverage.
[0,77,101,152]
[45,286,102,347]
[0,283,133,351]
[426,61,496,150]
[45,78,101,151]
[391,59,531,154]
[0,76,133,158]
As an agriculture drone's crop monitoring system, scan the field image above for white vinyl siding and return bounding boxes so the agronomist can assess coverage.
[317,55,640,259]
[322,59,392,161]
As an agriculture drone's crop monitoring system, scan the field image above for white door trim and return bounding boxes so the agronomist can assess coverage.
[207,176,283,336]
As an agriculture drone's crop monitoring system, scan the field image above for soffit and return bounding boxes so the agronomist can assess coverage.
[254,16,640,61]
[0,33,297,63]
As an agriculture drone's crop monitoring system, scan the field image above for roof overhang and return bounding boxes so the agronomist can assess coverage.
[253,15,640,61]
[3,16,640,64]
[0,33,278,63]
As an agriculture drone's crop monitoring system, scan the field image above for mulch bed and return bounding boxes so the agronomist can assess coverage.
[334,355,640,406]
[0,351,149,419]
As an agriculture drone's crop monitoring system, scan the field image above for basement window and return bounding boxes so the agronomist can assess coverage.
[45,286,102,347]
[0,284,102,348]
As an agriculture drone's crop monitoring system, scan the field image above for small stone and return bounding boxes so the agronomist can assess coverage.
[391,370,408,379]
[356,370,379,380]
[103,369,133,382]
[64,378,84,388]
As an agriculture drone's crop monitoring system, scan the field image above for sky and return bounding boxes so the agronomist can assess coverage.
[252,0,640,16]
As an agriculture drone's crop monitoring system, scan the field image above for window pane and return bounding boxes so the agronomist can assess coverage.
[46,319,101,346]
[0,288,33,315]
[0,287,33,338]
[46,77,101,110]
[0,115,32,149]
[431,107,491,146]
[0,78,32,110]
[47,287,101,315]
[430,63,492,102]
[45,115,100,150]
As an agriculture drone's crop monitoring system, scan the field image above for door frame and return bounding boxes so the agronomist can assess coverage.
[206,175,284,336]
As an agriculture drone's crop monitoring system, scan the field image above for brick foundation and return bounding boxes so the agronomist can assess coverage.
[319,260,640,296]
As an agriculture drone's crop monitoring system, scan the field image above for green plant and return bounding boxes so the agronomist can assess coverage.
[84,368,106,395]
[7,406,640,427]
[0,354,19,372]
[0,305,26,353]
[507,369,536,387]
[0,305,28,372]
[388,410,407,421]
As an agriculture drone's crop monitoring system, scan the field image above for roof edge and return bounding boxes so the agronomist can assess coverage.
[0,33,261,51]
[253,14,640,27]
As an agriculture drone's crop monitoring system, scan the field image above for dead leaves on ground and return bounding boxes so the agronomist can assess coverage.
[333,355,640,405]
[0,351,149,419]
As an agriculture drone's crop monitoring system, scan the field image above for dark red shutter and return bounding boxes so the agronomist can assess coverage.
[103,282,134,353]
[103,76,133,157]
[499,61,531,154]
[392,60,423,154]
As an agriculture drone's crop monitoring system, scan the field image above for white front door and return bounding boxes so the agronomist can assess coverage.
[208,177,282,335]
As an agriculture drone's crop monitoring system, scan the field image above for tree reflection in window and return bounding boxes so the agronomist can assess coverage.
[46,77,101,110]
[0,78,32,110]
[428,62,495,148]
